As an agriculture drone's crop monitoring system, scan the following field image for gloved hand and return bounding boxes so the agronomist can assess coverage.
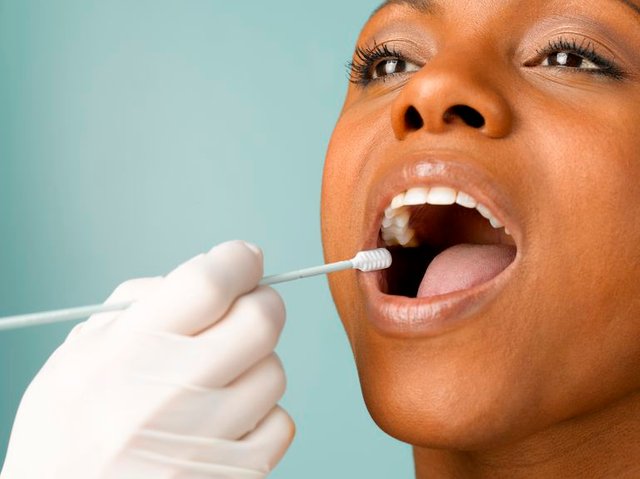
[1,241,294,479]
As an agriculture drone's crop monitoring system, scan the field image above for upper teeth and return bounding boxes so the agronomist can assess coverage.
[381,186,510,247]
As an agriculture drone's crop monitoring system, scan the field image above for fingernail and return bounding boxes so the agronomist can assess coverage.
[242,241,262,257]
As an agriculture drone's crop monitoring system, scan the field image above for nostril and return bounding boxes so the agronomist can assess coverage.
[405,106,424,131]
[444,105,485,129]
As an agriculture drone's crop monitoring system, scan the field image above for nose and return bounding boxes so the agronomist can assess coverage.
[391,56,513,140]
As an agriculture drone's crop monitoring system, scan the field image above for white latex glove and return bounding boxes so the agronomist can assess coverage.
[1,241,294,479]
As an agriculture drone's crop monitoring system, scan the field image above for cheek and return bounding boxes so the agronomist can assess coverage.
[322,119,364,260]
[322,128,363,335]
[321,100,398,250]
[321,121,363,333]
[321,105,393,329]
[528,96,640,301]
[511,101,640,417]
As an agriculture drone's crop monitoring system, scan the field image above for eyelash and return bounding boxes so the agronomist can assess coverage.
[347,37,625,86]
[347,43,408,86]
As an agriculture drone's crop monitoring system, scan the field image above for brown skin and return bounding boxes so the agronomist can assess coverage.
[321,0,640,477]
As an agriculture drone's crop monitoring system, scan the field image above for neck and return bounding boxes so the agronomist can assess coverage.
[413,391,640,479]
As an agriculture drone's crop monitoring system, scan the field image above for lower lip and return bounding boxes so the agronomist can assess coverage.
[358,255,520,338]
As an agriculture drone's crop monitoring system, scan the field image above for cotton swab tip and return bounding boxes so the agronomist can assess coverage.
[351,248,392,272]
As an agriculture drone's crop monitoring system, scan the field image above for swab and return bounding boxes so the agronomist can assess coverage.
[0,248,391,331]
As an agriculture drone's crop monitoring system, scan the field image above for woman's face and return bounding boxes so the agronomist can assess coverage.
[321,0,640,449]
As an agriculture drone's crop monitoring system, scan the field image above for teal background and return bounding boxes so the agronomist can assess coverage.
[0,0,413,477]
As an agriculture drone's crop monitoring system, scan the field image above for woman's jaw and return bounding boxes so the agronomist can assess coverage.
[321,0,640,474]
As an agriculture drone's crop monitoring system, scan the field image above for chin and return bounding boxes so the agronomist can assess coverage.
[343,303,536,450]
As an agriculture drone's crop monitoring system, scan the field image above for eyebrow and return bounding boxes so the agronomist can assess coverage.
[617,0,640,15]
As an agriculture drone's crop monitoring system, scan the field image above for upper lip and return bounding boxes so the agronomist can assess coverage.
[361,150,522,252]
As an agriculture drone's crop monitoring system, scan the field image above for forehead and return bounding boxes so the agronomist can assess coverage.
[374,0,434,15]
[373,0,640,17]
[371,0,431,20]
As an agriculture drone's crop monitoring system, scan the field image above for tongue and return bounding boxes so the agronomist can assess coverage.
[417,244,516,298]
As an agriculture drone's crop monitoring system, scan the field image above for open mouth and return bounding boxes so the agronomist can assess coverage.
[377,186,517,299]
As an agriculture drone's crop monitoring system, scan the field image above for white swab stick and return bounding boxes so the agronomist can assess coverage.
[0,302,135,331]
[0,248,391,332]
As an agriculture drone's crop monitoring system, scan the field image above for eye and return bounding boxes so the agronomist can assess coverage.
[531,37,624,80]
[348,44,422,86]
[541,51,599,71]
[372,58,421,80]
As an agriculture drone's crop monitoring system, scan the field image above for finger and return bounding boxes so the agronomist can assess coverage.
[117,241,263,335]
[131,429,269,478]
[67,277,163,341]
[130,407,294,476]
[240,406,296,471]
[144,354,286,441]
[105,277,165,305]
[195,286,286,387]
[121,286,285,390]
[123,446,267,479]
[218,354,287,439]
